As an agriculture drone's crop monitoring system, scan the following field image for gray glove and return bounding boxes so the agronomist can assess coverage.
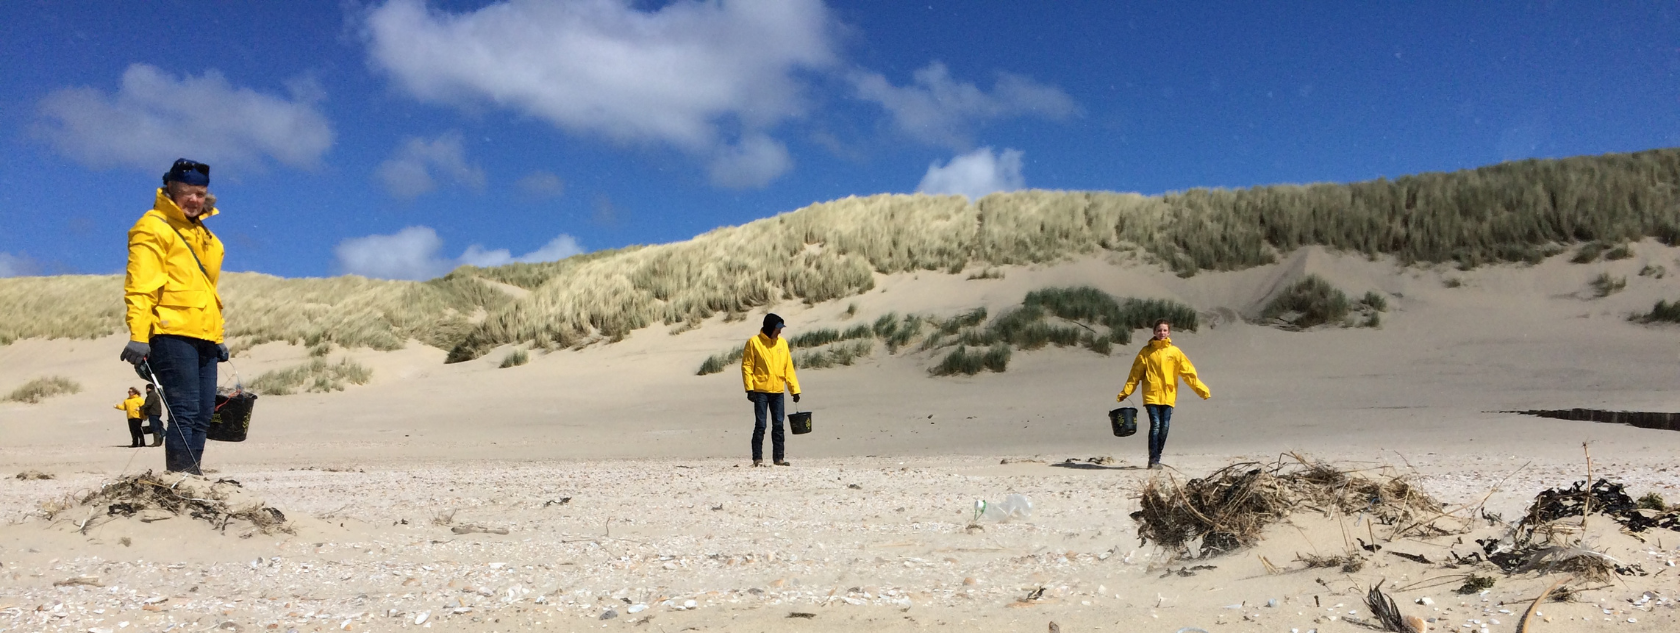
[216,343,230,362]
[120,341,150,364]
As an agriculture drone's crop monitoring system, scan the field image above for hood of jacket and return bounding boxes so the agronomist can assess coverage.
[152,188,220,223]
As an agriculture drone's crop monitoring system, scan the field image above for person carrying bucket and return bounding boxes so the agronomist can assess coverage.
[117,158,229,476]
[741,313,802,467]
[114,388,146,448]
[1117,319,1211,470]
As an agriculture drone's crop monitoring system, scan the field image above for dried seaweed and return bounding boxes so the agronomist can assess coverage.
[1131,456,1445,556]
[76,471,291,535]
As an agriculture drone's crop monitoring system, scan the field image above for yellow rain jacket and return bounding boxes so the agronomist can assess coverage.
[115,395,144,419]
[740,332,801,395]
[125,189,224,344]
[1118,337,1211,406]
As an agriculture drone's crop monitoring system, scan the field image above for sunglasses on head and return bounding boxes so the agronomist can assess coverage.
[172,160,209,176]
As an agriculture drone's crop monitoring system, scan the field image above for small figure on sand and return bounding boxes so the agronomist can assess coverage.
[118,158,228,475]
[1118,319,1211,469]
[114,387,146,448]
[741,313,802,467]
[142,383,163,447]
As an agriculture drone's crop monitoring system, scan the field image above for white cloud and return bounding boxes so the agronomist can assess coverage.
[516,171,566,198]
[363,0,834,188]
[375,132,486,199]
[459,234,586,267]
[334,226,453,280]
[853,62,1078,147]
[707,133,793,189]
[916,147,1026,201]
[0,252,36,277]
[34,64,333,172]
[335,227,586,280]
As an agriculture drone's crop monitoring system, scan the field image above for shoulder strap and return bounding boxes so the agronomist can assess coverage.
[152,214,214,282]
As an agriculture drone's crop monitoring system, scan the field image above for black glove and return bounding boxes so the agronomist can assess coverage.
[792,393,801,403]
[120,341,150,364]
[216,343,230,362]
[747,392,755,402]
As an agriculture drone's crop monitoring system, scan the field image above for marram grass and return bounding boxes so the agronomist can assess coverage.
[6,149,1680,359]
[4,375,82,404]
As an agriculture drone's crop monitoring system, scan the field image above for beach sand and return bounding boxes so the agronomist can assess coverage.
[3,247,1680,631]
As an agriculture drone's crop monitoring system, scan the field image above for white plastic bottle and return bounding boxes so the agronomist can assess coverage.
[975,494,1033,522]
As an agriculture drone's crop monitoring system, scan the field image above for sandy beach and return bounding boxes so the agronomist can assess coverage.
[5,248,1680,632]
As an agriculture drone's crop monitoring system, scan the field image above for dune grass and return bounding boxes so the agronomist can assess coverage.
[4,375,82,404]
[920,287,1199,364]
[1633,299,1680,324]
[930,345,1012,376]
[1263,276,1350,329]
[8,149,1680,358]
[499,348,530,368]
[696,344,747,376]
[0,271,508,352]
[250,358,373,395]
[1262,276,1387,329]
[794,339,875,369]
[701,286,1197,377]
[1588,272,1627,298]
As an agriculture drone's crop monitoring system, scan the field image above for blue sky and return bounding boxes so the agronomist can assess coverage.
[1,1,1675,279]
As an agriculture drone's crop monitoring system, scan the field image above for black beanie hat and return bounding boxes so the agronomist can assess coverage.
[762,313,784,333]
[163,158,210,187]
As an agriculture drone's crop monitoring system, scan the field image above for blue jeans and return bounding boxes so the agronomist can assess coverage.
[1145,404,1174,465]
[750,392,785,462]
[149,335,217,474]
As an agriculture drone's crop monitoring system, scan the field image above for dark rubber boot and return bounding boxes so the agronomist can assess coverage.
[164,447,189,473]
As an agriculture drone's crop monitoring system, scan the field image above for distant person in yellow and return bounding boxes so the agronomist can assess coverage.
[1118,319,1211,470]
[117,159,227,475]
[114,387,146,448]
[741,314,801,467]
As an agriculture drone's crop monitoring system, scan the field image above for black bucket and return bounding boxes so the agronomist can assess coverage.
[207,392,257,442]
[1108,407,1138,437]
[789,411,813,435]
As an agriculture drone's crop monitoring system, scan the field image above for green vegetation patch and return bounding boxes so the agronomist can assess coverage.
[4,375,82,404]
[1633,299,1680,325]
[1589,272,1627,298]
[696,286,1197,377]
[930,344,1012,376]
[923,286,1199,373]
[696,344,746,376]
[499,348,530,368]
[1262,275,1387,330]
[251,358,373,395]
[794,340,874,369]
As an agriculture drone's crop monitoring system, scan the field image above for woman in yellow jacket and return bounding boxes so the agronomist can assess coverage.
[1118,319,1211,469]
[117,159,227,475]
[740,313,802,467]
[115,388,146,448]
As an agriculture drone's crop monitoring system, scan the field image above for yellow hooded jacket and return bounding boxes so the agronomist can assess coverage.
[740,333,801,395]
[1118,337,1210,406]
[115,395,144,419]
[125,189,224,344]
